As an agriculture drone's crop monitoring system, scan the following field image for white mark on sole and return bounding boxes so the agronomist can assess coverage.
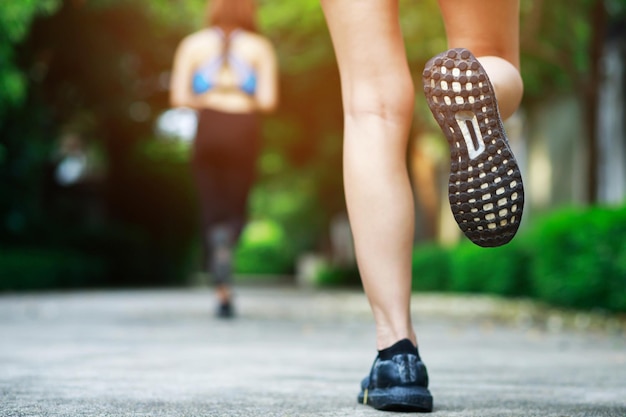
[455,110,485,160]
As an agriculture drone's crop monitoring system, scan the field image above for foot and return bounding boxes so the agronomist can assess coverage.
[216,300,235,319]
[357,339,433,412]
[422,48,525,247]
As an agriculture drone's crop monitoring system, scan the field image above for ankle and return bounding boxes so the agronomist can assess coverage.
[375,327,417,351]
[216,285,232,304]
[378,338,420,360]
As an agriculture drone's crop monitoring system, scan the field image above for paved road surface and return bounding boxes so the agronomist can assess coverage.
[1,287,625,416]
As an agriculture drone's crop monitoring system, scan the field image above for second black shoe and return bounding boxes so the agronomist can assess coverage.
[357,339,433,412]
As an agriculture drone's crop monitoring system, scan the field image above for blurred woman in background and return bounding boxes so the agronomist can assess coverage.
[170,0,278,318]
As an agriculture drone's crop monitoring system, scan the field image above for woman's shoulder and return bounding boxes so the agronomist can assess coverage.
[235,30,275,53]
[179,29,219,51]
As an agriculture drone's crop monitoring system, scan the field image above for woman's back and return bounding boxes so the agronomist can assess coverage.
[170,26,277,114]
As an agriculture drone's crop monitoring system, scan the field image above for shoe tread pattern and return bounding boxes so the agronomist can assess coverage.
[422,48,525,247]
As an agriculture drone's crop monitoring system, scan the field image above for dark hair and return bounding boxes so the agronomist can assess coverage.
[207,0,258,33]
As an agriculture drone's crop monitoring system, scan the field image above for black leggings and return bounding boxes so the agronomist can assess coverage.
[191,108,260,281]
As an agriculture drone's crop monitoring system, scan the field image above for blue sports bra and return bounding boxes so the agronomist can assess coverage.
[192,28,257,96]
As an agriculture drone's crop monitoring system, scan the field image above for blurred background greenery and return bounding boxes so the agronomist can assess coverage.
[1,0,625,313]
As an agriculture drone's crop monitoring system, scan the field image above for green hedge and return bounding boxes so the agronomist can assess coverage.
[315,264,361,287]
[0,248,106,291]
[234,220,295,275]
[526,206,626,311]
[0,227,196,291]
[319,204,626,313]
[448,241,531,296]
[411,240,531,297]
[411,243,451,292]
[5,205,626,313]
[415,205,626,312]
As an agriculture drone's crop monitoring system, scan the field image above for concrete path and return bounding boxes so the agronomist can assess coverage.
[1,287,625,416]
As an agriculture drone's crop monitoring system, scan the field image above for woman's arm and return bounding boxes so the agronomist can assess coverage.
[170,37,201,109]
[253,37,279,113]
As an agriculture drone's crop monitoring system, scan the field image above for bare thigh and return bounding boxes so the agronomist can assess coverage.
[437,0,520,68]
[320,0,414,116]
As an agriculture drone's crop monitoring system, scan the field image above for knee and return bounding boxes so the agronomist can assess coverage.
[343,74,415,125]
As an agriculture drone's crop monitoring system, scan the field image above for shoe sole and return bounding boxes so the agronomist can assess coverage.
[422,48,524,247]
[358,386,433,412]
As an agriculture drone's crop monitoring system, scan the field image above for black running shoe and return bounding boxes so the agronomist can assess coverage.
[216,301,234,319]
[357,339,433,412]
[422,48,524,247]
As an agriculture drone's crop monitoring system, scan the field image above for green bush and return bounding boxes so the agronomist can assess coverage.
[608,242,626,311]
[234,220,294,274]
[411,244,450,291]
[448,241,530,296]
[408,204,626,312]
[0,248,106,291]
[528,206,626,311]
[0,225,196,291]
[315,264,361,287]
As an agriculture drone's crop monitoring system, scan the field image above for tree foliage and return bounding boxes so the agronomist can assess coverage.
[1,0,622,286]
[0,0,60,117]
